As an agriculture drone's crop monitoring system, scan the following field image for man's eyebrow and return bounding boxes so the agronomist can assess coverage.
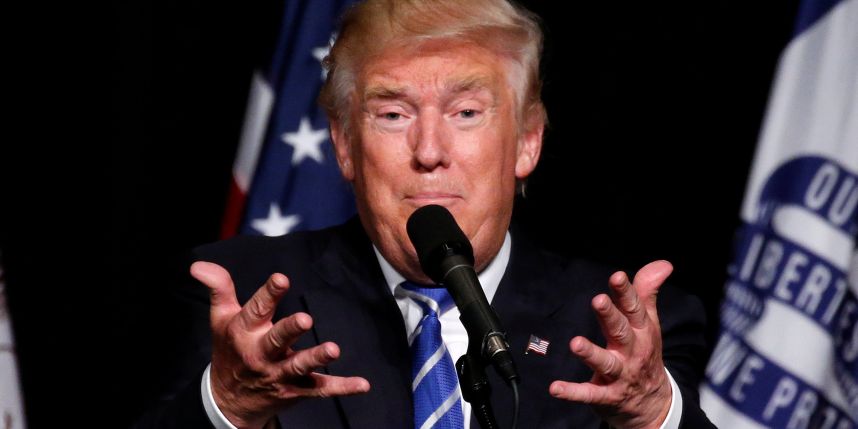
[363,85,409,101]
[362,76,496,102]
[447,75,494,95]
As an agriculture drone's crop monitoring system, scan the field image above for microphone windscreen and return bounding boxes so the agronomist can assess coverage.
[406,205,474,282]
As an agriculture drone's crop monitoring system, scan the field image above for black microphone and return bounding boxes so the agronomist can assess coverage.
[406,204,519,385]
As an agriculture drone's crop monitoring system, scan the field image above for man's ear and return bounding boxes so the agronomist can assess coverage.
[515,105,544,179]
[330,118,355,181]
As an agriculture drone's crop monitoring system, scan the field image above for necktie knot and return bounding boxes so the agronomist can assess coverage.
[400,281,455,316]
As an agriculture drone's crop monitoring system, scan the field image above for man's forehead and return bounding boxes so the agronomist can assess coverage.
[362,73,498,101]
[358,41,509,95]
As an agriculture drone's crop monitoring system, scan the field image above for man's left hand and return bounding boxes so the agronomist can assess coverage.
[549,260,675,429]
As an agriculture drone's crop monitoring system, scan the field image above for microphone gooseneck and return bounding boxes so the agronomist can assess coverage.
[406,204,519,385]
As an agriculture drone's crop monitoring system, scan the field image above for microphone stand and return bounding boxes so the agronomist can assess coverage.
[456,353,499,429]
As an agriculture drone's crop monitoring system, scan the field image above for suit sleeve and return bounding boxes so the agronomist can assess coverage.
[130,369,215,429]
[656,285,717,429]
[129,250,216,429]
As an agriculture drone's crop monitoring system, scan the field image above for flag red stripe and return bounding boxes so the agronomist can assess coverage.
[220,178,247,239]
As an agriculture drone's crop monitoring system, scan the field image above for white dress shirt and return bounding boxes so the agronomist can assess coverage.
[202,231,682,428]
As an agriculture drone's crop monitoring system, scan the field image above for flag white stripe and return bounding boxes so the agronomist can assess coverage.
[233,71,275,192]
[413,342,447,390]
[772,204,854,271]
[743,298,850,411]
[700,386,769,429]
[418,389,461,429]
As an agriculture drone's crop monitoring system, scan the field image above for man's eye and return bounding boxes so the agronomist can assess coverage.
[459,109,478,118]
[383,112,402,120]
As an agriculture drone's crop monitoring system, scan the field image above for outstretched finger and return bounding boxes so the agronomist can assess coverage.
[632,260,673,313]
[279,342,341,379]
[237,273,291,330]
[569,336,623,380]
[261,312,313,358]
[190,261,240,327]
[592,294,634,348]
[299,373,371,398]
[549,380,616,405]
[609,271,648,329]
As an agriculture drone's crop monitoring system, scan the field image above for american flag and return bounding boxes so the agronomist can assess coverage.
[221,0,359,238]
[526,334,550,356]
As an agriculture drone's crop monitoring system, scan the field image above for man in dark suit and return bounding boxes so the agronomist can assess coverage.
[135,0,716,428]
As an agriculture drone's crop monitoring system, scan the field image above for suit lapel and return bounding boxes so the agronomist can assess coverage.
[301,220,413,429]
[478,229,590,428]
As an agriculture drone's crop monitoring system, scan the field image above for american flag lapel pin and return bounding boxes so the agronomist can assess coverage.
[525,334,550,356]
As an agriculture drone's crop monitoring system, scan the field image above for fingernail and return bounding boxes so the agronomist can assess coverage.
[325,343,339,358]
[295,313,312,330]
[593,295,609,311]
[190,262,214,281]
[272,274,286,288]
[549,382,563,396]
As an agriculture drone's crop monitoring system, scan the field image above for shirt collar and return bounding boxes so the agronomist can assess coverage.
[374,231,511,304]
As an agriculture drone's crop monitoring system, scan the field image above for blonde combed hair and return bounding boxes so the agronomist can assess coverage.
[318,0,545,131]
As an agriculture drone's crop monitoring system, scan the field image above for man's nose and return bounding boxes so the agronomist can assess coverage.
[411,111,451,171]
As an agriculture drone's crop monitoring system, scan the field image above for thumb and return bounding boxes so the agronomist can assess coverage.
[632,260,673,310]
[190,261,240,322]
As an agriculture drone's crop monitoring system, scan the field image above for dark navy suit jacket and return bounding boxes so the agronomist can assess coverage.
[133,217,716,428]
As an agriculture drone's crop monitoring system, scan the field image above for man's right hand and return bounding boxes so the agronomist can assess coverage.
[190,261,371,429]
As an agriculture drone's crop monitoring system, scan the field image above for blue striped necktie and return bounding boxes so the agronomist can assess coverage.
[399,282,465,429]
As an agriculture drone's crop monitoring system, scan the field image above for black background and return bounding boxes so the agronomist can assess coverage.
[1,0,801,427]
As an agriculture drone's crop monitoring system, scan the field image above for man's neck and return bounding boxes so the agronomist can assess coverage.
[373,231,512,302]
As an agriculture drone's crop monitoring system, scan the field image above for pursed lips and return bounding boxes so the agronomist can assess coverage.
[403,192,462,206]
